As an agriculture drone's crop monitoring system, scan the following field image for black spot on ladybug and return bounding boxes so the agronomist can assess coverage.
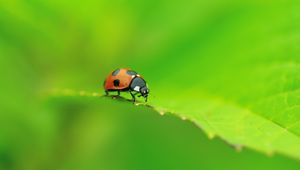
[112,69,120,76]
[127,70,137,76]
[113,79,120,87]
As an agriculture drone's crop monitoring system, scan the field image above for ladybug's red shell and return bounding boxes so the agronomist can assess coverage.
[104,68,138,91]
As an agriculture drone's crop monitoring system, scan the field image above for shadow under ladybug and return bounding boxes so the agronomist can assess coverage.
[103,68,149,102]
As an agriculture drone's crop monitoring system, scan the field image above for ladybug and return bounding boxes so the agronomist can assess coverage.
[103,68,149,102]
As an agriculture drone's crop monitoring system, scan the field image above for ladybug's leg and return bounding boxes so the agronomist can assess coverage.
[117,91,120,96]
[105,90,109,96]
[130,91,136,102]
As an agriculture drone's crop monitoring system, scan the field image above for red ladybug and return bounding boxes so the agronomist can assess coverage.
[104,68,149,102]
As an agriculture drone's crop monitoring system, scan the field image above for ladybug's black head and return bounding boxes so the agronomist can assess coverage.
[140,86,149,102]
[140,86,149,97]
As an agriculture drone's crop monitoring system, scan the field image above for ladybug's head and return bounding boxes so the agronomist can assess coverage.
[140,86,149,98]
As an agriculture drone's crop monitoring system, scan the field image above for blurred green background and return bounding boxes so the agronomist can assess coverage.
[0,0,300,170]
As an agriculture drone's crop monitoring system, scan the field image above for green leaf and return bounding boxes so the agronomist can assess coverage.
[150,90,300,159]
[43,95,300,170]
